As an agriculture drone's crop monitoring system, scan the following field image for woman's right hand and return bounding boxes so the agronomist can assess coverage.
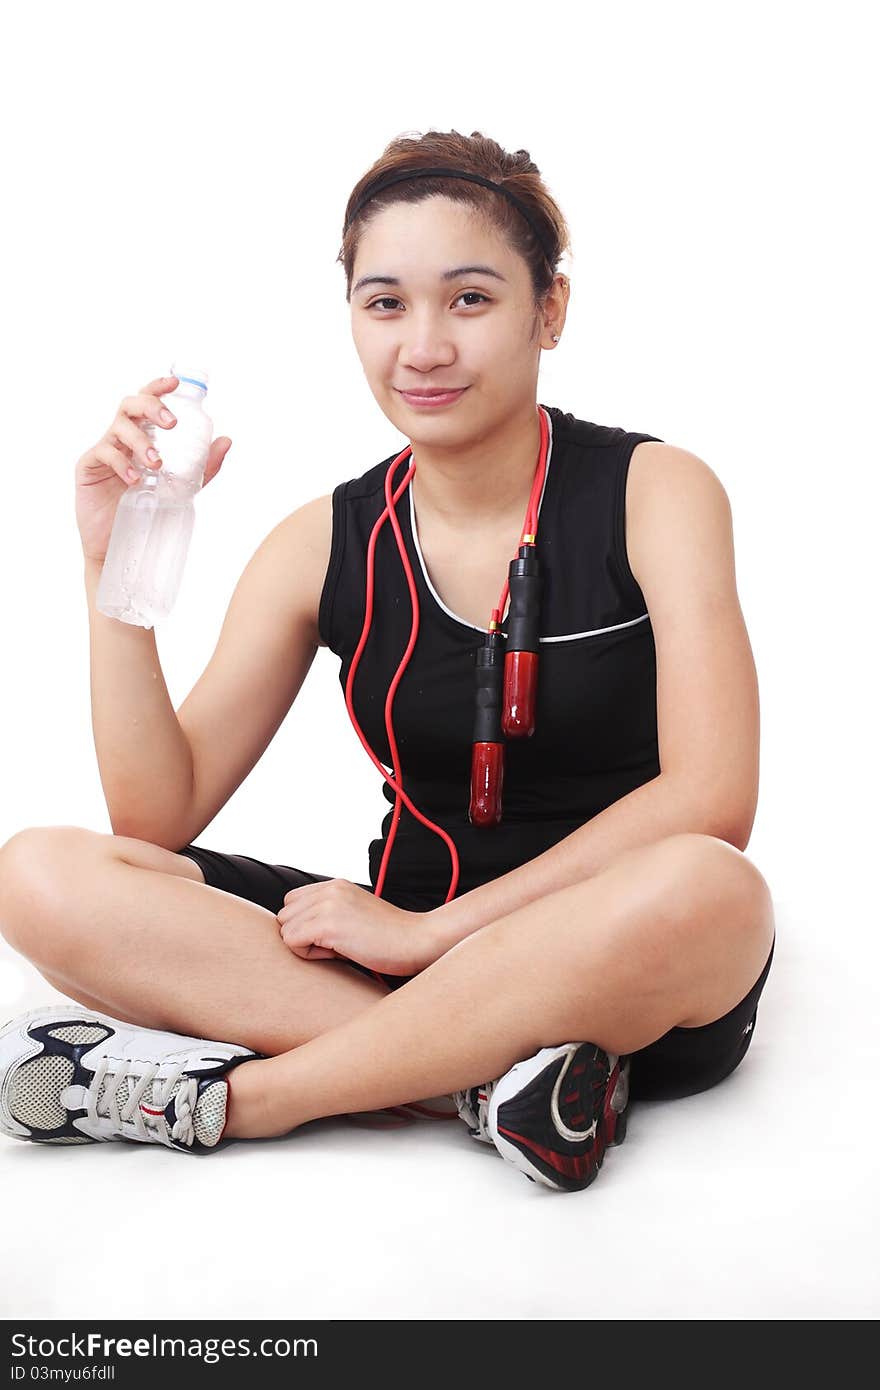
[75,373,232,565]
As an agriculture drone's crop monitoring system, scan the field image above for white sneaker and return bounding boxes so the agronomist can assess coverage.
[0,1006,265,1153]
[452,1080,498,1145]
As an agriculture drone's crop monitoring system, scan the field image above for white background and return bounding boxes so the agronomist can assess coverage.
[0,0,876,1321]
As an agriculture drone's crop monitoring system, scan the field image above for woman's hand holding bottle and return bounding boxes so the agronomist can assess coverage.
[75,374,231,565]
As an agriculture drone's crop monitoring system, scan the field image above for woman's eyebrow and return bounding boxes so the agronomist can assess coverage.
[353,264,508,295]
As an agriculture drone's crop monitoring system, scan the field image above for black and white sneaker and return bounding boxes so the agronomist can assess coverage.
[0,1006,265,1153]
[487,1042,630,1192]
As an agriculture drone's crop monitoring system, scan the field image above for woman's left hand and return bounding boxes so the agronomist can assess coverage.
[275,879,437,977]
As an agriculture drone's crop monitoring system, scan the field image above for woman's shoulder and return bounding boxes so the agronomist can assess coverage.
[259,492,334,648]
[624,440,733,591]
[626,439,728,513]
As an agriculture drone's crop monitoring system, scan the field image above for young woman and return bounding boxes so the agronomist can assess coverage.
[0,130,775,1193]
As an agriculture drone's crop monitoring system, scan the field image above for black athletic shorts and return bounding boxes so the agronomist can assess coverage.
[175,843,775,1105]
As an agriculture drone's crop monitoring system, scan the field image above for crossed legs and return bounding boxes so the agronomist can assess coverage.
[0,827,775,1140]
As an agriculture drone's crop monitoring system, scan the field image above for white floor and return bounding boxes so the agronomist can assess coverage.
[0,898,875,1321]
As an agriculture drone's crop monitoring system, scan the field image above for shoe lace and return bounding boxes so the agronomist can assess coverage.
[87,1055,197,1147]
[460,1080,495,1140]
[477,1081,496,1136]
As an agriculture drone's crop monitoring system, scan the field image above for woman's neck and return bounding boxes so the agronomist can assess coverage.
[408,402,543,534]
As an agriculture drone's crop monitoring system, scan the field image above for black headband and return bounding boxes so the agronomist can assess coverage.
[344,166,556,267]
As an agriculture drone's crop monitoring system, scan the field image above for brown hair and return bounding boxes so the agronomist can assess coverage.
[338,128,572,333]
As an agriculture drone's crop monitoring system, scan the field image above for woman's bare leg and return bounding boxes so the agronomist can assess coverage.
[0,828,775,1142]
[221,833,776,1139]
[0,826,393,1050]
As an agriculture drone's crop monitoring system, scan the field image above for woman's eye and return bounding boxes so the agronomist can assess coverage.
[367,291,490,311]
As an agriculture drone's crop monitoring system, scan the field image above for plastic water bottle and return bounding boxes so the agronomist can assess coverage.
[96,363,213,628]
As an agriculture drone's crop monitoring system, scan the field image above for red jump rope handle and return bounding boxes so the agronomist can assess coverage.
[469,740,505,826]
[501,545,542,738]
[501,648,539,738]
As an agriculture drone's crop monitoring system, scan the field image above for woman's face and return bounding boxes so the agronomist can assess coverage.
[349,196,547,442]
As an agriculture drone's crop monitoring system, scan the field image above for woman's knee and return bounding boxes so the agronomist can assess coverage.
[0,825,207,953]
[0,825,109,952]
[669,835,775,974]
[605,832,774,952]
[665,833,774,934]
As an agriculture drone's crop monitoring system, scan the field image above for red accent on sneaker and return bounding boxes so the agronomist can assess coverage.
[495,1125,600,1180]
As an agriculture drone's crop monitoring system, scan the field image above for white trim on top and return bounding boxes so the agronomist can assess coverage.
[406,405,651,642]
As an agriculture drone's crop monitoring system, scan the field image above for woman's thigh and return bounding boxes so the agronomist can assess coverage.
[629,933,776,1102]
[172,844,410,990]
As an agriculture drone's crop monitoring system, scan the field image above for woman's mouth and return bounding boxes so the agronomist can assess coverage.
[397,387,468,409]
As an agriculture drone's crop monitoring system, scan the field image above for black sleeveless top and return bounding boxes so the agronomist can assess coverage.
[318,404,664,912]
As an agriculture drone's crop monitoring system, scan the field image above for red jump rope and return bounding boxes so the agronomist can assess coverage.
[339,405,549,1124]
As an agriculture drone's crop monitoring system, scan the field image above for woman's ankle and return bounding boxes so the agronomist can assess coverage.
[223,1058,288,1139]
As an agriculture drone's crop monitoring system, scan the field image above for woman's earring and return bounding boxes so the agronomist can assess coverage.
[551,334,559,343]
